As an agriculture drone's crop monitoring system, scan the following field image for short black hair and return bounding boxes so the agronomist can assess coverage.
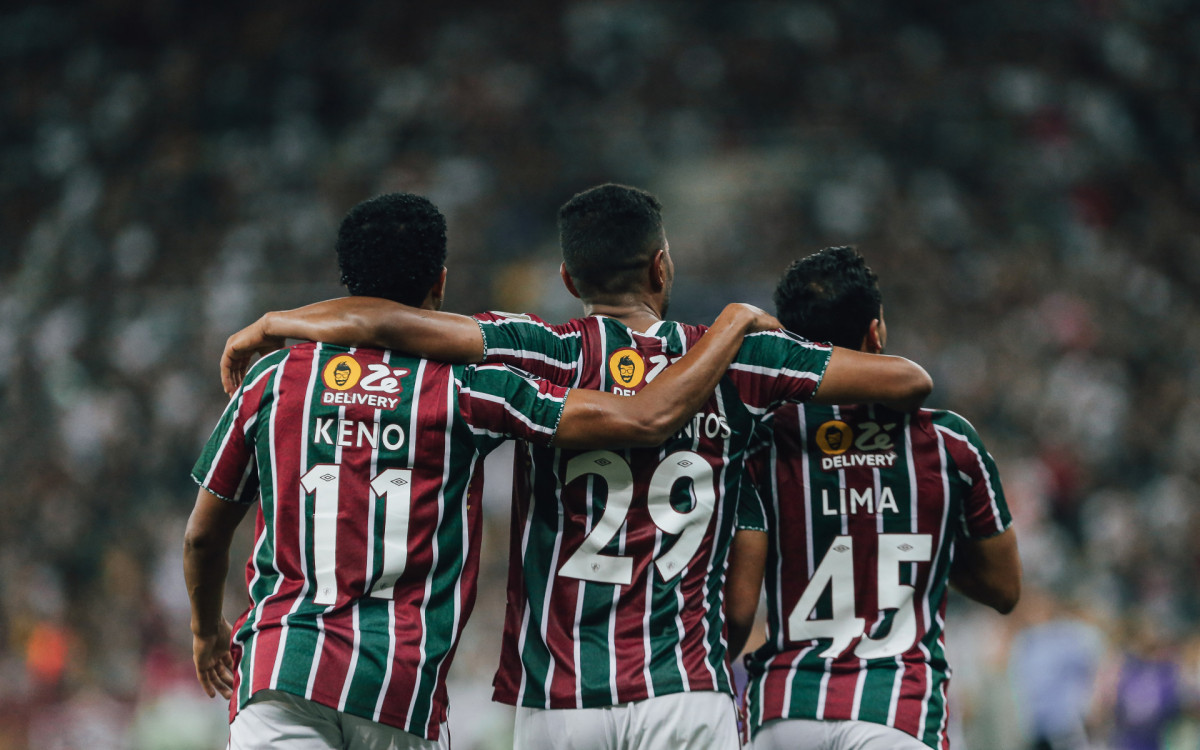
[773,246,882,349]
[558,183,665,296]
[335,193,447,305]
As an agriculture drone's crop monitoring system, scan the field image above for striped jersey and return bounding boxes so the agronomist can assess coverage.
[473,312,834,709]
[191,342,569,741]
[741,403,1012,749]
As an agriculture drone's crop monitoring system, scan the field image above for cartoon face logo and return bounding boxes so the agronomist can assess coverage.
[618,356,636,383]
[815,420,853,455]
[322,354,362,391]
[607,348,645,388]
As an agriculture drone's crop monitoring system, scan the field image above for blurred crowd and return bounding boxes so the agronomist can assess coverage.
[1,0,1198,747]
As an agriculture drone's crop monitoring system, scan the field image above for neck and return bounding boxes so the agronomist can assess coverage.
[580,296,663,332]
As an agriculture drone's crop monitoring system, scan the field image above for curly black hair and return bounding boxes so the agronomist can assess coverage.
[773,246,882,349]
[558,183,665,296]
[335,193,447,305]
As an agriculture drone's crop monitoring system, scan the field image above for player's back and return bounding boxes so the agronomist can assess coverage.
[194,341,560,740]
[475,313,832,708]
[743,402,1011,749]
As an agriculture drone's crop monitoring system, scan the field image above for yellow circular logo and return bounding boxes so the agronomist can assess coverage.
[322,355,362,391]
[608,348,645,387]
[815,420,853,455]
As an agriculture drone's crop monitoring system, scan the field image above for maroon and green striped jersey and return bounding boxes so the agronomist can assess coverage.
[741,403,1012,750]
[191,342,569,741]
[472,312,833,709]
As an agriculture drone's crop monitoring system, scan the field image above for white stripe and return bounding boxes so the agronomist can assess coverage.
[697,386,731,688]
[460,389,560,436]
[815,661,831,719]
[513,452,538,707]
[337,604,362,709]
[850,658,867,720]
[934,422,1005,533]
[263,348,310,687]
[571,474,594,707]
[609,516,625,704]
[534,447,565,707]
[201,363,279,489]
[303,345,347,697]
[485,346,576,371]
[412,367,468,733]
[403,362,446,729]
[375,357,426,719]
[488,315,582,341]
[727,361,823,384]
[745,329,831,351]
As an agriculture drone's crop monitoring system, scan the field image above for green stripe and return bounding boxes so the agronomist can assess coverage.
[516,450,563,706]
[645,573,686,696]
[577,581,614,700]
[856,659,900,724]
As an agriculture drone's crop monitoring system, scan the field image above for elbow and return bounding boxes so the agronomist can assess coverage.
[183,518,222,560]
[993,575,1022,615]
[630,410,684,446]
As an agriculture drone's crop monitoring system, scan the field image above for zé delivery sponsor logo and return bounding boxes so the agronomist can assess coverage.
[320,354,409,410]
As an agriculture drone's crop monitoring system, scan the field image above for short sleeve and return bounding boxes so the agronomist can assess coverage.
[191,356,283,504]
[456,363,570,453]
[933,411,1012,539]
[725,331,833,416]
[473,312,581,386]
[735,468,768,533]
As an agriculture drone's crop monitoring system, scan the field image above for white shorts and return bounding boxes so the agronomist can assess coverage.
[229,690,452,750]
[752,718,928,750]
[513,691,741,750]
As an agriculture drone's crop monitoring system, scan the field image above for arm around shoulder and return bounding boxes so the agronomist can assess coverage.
[552,304,780,449]
[813,348,933,411]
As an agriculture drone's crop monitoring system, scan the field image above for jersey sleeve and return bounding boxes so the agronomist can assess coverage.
[473,311,581,386]
[456,363,570,454]
[932,410,1013,539]
[191,353,284,504]
[725,331,833,416]
[735,420,776,532]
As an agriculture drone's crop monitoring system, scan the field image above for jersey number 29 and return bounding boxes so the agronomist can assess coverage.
[558,450,716,586]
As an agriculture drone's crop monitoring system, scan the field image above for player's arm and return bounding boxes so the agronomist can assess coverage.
[812,347,932,412]
[950,528,1021,614]
[183,488,252,699]
[724,529,767,657]
[222,297,484,394]
[553,303,780,448]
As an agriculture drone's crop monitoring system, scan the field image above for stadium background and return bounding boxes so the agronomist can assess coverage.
[2,0,1198,747]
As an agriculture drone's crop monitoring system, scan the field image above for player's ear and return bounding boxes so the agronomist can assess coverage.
[560,263,582,299]
[649,248,668,292]
[862,318,884,354]
[428,267,448,310]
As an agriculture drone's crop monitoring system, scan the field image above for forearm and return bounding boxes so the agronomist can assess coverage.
[552,304,760,448]
[814,349,933,411]
[630,304,761,437]
[260,297,485,363]
[184,538,230,636]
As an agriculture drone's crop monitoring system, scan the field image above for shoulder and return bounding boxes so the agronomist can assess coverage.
[243,346,292,382]
[475,310,585,337]
[924,408,982,439]
[735,330,833,368]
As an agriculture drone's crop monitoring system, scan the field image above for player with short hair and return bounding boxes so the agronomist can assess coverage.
[727,246,1021,750]
[184,192,783,750]
[218,185,934,750]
